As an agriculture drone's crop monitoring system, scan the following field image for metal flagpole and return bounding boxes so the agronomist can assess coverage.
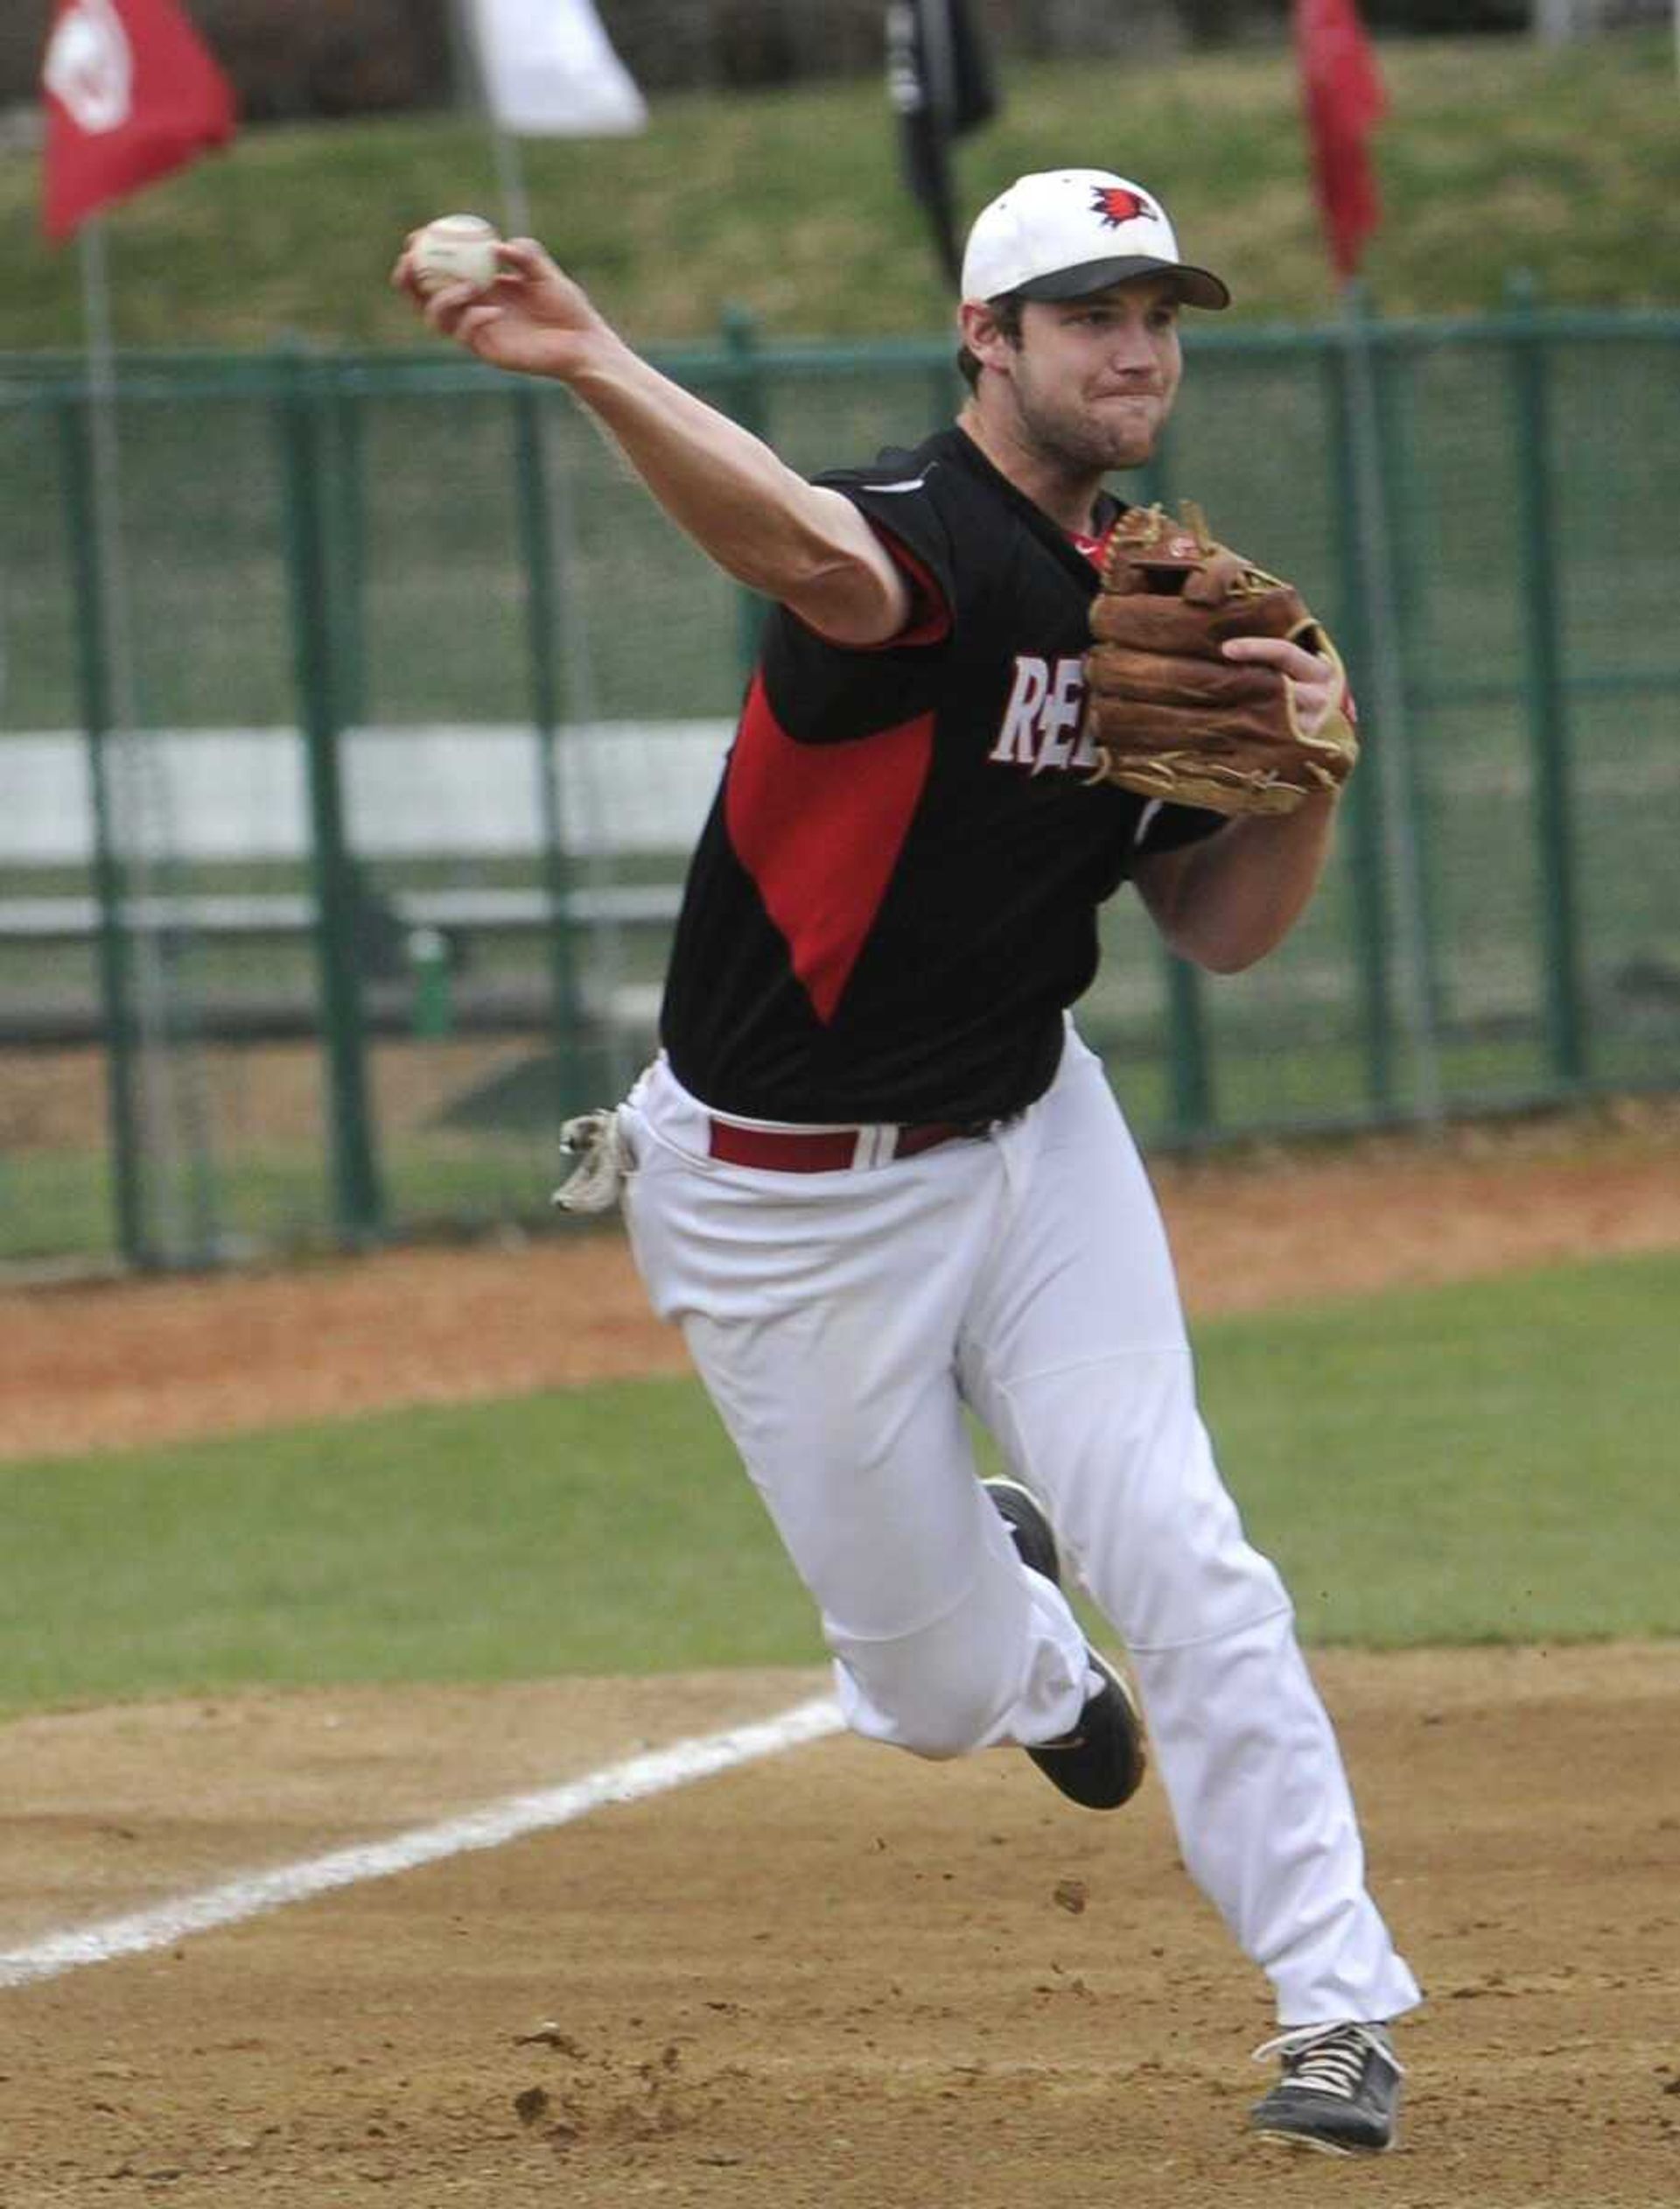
[451,0,633,1104]
[458,0,531,237]
[1340,279,1443,1128]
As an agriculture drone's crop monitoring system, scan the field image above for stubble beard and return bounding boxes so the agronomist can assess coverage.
[1014,383,1163,478]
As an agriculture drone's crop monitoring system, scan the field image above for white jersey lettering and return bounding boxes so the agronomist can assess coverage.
[991,654,1096,775]
[1034,657,1085,775]
[1070,702,1101,771]
[990,656,1050,765]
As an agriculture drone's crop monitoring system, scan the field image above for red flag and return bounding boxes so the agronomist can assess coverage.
[40,0,236,242]
[1293,0,1387,280]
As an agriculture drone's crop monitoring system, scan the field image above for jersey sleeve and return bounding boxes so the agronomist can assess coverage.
[756,466,962,744]
[835,473,958,643]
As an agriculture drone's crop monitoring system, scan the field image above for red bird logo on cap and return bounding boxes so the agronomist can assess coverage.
[1092,186,1156,228]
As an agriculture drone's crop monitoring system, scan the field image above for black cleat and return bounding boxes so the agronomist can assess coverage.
[983,1476,1061,1581]
[1249,2021,1404,2156]
[982,1478,1146,1812]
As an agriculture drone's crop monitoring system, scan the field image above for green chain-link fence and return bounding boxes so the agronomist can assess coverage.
[2,297,1676,1269]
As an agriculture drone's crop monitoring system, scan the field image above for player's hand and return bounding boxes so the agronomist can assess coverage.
[1221,634,1341,740]
[388,235,620,383]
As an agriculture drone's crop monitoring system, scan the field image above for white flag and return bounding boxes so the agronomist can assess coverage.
[469,0,647,136]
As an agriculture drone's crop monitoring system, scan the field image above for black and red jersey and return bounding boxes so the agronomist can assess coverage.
[659,425,1222,1124]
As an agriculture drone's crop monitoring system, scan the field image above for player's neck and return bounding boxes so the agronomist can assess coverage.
[956,401,1107,538]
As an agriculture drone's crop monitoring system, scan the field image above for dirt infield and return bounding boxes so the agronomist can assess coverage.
[4,1106,1679,2205]
[3,1649,1677,2206]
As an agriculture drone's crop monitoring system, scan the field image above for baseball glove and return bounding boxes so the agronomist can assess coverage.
[1083,501,1358,817]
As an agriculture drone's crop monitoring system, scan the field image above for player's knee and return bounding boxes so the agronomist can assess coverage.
[835,1635,1015,1761]
[895,1687,1006,1762]
[883,1694,1004,1763]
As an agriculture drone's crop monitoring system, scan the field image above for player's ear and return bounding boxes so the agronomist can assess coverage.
[959,298,1019,375]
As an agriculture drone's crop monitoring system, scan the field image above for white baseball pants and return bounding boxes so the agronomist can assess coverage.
[618,1028,1420,2028]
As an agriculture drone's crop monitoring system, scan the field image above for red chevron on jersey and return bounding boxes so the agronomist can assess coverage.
[724,674,934,1023]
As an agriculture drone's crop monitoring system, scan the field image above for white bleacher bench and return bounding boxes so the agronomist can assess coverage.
[0,719,725,958]
[0,719,730,865]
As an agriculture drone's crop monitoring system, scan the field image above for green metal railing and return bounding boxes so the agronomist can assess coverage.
[2,296,1676,1268]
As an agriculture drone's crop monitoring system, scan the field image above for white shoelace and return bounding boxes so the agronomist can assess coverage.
[1251,2023,1402,2100]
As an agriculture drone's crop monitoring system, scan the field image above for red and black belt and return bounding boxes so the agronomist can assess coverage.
[705,1118,979,1173]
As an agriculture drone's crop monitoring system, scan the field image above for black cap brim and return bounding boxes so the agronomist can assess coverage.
[1010,255,1231,311]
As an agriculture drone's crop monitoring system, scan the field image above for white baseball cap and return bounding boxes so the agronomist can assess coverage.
[960,170,1230,311]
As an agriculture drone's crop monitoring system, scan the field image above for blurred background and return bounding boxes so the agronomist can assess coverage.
[0,5,1651,123]
[1,1,1676,1273]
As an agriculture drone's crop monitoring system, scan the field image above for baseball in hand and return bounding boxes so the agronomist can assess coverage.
[410,213,503,294]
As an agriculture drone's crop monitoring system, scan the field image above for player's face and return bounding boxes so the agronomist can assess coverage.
[1008,282,1184,473]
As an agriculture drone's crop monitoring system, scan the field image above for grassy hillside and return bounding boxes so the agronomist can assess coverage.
[1,30,1676,353]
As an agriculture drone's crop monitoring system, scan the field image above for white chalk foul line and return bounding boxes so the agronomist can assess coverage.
[0,1692,843,1993]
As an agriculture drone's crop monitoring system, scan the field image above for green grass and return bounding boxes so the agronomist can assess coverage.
[4,1248,1675,1715]
[0,1376,817,1713]
[1201,1252,1680,1646]
[2,32,1676,352]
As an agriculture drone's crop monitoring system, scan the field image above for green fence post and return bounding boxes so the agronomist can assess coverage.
[330,382,369,730]
[1505,270,1587,1085]
[1324,330,1396,1114]
[510,382,584,1101]
[721,303,770,676]
[406,924,455,1041]
[56,392,150,1268]
[1339,285,1446,1126]
[1161,937,1215,1141]
[1130,440,1216,1141]
[1366,323,1449,1042]
[273,348,385,1246]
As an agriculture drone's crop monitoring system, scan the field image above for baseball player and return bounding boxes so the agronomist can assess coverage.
[395,166,1420,2155]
